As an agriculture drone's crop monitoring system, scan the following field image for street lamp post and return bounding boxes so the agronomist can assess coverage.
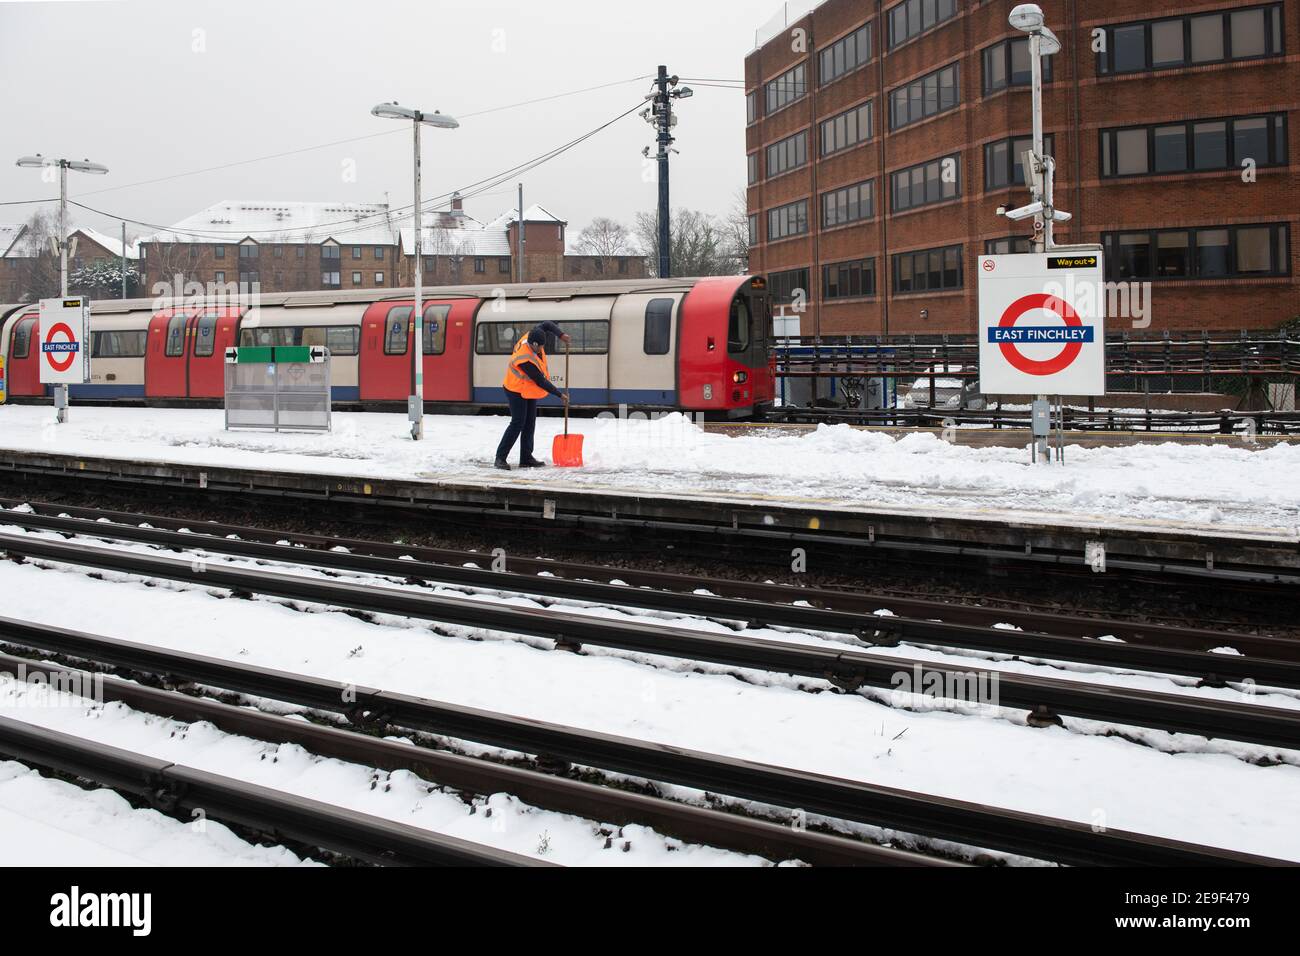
[15,153,109,424]
[371,102,458,441]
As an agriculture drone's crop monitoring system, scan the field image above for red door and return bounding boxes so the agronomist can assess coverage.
[360,298,475,403]
[187,308,241,398]
[5,313,43,396]
[145,309,196,398]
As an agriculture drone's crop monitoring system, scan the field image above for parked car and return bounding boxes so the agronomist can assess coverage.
[900,365,986,410]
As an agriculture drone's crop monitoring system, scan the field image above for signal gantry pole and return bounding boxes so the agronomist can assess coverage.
[643,66,693,278]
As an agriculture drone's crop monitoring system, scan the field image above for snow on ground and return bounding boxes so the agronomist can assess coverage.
[0,759,314,867]
[0,542,1297,863]
[1,405,1298,535]
[0,668,757,868]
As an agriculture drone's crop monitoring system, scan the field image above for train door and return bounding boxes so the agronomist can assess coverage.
[186,307,241,398]
[421,299,473,402]
[145,310,195,398]
[5,313,43,396]
[358,301,413,401]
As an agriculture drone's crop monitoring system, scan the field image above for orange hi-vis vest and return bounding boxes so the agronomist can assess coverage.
[503,334,549,399]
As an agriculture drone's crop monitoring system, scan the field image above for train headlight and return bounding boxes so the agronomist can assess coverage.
[732,371,748,384]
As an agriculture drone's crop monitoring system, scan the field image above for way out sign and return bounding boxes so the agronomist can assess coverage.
[977,251,1105,396]
[38,296,92,385]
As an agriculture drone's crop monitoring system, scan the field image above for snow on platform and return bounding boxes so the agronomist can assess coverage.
[0,405,1297,538]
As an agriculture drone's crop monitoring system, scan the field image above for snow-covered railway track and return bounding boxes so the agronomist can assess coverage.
[0,629,1278,867]
[1,515,1298,752]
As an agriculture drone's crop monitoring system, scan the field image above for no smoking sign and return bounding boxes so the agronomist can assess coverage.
[977,252,1105,396]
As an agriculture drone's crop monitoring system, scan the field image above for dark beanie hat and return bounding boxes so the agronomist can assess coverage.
[527,328,546,348]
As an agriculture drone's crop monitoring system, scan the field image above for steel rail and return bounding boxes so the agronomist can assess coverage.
[0,617,1282,866]
[3,506,1297,689]
[2,533,1299,752]
[0,650,923,867]
[2,497,1290,656]
[0,714,546,866]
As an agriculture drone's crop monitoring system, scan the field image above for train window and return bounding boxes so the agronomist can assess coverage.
[563,320,610,355]
[326,326,360,356]
[193,315,219,357]
[475,324,521,354]
[727,299,751,354]
[91,330,147,358]
[384,306,412,355]
[12,319,32,358]
[165,315,187,357]
[423,304,450,355]
[643,298,673,355]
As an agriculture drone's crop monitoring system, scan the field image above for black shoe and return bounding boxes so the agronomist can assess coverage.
[519,457,546,468]
[493,458,511,470]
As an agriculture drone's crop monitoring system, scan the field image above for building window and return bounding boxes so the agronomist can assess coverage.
[322,271,340,288]
[763,63,806,115]
[214,270,225,283]
[984,237,1033,255]
[643,298,673,354]
[766,199,809,241]
[820,101,873,156]
[1103,223,1289,280]
[887,0,957,50]
[747,214,758,247]
[768,267,809,304]
[239,244,257,258]
[321,244,340,260]
[296,246,305,258]
[821,179,875,227]
[273,245,283,258]
[1100,114,1286,177]
[375,247,384,260]
[214,245,225,259]
[747,153,759,185]
[618,258,628,274]
[352,271,362,285]
[984,134,1054,190]
[982,37,1053,95]
[819,22,873,85]
[424,256,435,271]
[889,63,959,130]
[891,154,961,213]
[1098,4,1284,75]
[473,257,485,273]
[765,131,808,178]
[352,246,362,259]
[239,270,259,287]
[375,271,384,284]
[594,259,605,273]
[746,90,757,125]
[497,257,511,274]
[822,258,876,299]
[892,244,963,293]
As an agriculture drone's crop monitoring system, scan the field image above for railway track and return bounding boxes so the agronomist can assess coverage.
[0,623,1282,867]
[1,502,1298,752]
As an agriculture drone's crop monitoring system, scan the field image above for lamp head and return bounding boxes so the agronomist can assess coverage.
[1008,3,1045,31]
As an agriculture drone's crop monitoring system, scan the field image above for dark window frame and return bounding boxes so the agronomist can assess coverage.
[891,243,964,293]
[984,133,1054,190]
[888,62,960,131]
[886,0,958,50]
[821,257,877,299]
[768,267,809,305]
[765,130,809,178]
[643,297,674,354]
[981,36,1054,95]
[821,179,876,228]
[984,237,1034,255]
[383,305,412,355]
[1102,223,1290,280]
[891,153,962,213]
[766,199,809,241]
[763,63,807,116]
[1097,4,1285,75]
[1099,112,1287,178]
[819,101,873,156]
[819,21,873,86]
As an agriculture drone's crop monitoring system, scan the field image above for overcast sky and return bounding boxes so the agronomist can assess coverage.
[0,0,786,244]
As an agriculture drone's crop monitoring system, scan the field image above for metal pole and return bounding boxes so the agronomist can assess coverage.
[1029,27,1049,462]
[121,220,127,299]
[56,161,69,424]
[410,115,424,441]
[656,64,671,279]
[516,182,524,283]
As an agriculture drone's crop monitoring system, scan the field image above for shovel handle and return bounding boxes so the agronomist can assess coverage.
[564,338,571,436]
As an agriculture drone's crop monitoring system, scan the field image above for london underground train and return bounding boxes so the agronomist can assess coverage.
[0,275,774,416]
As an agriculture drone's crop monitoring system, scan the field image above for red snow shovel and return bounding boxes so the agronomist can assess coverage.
[552,339,584,467]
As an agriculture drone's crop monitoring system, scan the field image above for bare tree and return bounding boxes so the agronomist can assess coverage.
[634,207,736,278]
[575,217,632,274]
[11,210,61,300]
[721,189,752,274]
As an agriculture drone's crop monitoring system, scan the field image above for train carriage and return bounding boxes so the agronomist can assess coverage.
[0,275,774,417]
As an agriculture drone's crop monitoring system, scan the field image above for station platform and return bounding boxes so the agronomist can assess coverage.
[0,405,1296,580]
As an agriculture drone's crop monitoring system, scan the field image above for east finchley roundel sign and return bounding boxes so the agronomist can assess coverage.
[977,253,1105,396]
[38,297,92,386]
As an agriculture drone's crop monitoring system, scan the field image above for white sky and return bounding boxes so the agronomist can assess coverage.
[0,0,782,242]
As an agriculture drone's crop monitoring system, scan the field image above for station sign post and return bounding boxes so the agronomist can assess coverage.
[38,296,91,424]
[977,250,1105,464]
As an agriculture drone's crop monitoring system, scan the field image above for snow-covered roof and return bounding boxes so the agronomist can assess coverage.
[143,200,400,246]
[0,223,27,258]
[485,203,567,229]
[397,223,512,257]
[74,227,140,260]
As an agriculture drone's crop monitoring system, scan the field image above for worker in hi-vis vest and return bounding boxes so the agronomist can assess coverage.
[495,321,569,470]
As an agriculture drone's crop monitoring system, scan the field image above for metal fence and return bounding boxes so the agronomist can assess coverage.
[224,345,331,432]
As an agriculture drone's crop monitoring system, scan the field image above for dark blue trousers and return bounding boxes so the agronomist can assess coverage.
[496,391,538,462]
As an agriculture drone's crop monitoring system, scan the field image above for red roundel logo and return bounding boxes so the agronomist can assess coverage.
[43,322,78,373]
[998,293,1082,376]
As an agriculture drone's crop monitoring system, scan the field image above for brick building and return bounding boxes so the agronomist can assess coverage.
[140,196,644,297]
[745,0,1297,335]
[1,223,139,301]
